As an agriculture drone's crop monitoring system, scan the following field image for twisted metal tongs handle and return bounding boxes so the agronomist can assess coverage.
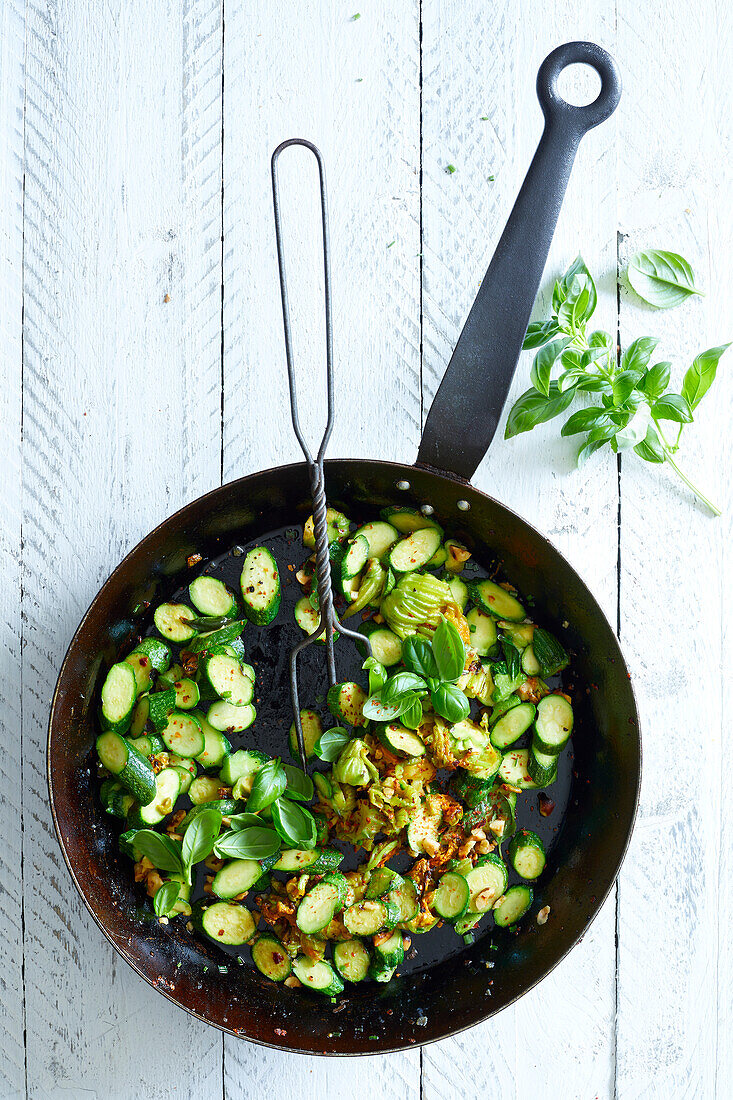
[271,139,371,773]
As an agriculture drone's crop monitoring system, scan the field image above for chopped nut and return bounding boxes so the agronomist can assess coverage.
[488,820,505,837]
[537,793,555,818]
[145,871,164,897]
[203,882,213,894]
[205,855,225,872]
[476,839,491,855]
[402,936,411,951]
[284,976,302,988]
[157,915,169,925]
[537,905,551,926]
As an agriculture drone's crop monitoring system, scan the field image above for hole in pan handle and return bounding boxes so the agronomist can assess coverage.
[416,41,621,483]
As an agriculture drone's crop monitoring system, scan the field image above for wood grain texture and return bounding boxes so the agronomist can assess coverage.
[0,1,27,1096]
[420,3,619,1096]
[21,1,225,1095]
[614,2,733,1096]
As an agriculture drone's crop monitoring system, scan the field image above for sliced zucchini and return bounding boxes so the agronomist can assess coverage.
[449,768,495,809]
[153,602,197,644]
[294,596,330,643]
[99,779,135,819]
[194,712,232,770]
[252,936,292,982]
[189,576,237,618]
[376,723,426,758]
[508,830,546,880]
[521,645,541,675]
[532,627,569,676]
[490,702,536,750]
[466,607,498,656]
[292,955,344,996]
[343,899,388,936]
[388,527,442,573]
[527,742,558,787]
[212,858,262,900]
[365,867,401,900]
[333,939,370,983]
[427,545,448,568]
[499,748,539,790]
[288,709,322,760]
[388,877,419,923]
[272,848,342,873]
[189,775,223,805]
[313,772,333,800]
[132,636,172,673]
[160,710,205,758]
[195,901,255,946]
[470,580,525,622]
[351,521,399,560]
[181,798,240,830]
[219,748,269,789]
[124,652,153,696]
[168,754,196,795]
[202,653,254,707]
[188,621,246,655]
[433,871,469,921]
[99,663,137,734]
[207,701,256,733]
[239,546,281,625]
[359,622,403,666]
[534,694,573,754]
[445,573,468,611]
[147,688,176,732]
[465,854,508,913]
[498,621,535,649]
[380,507,443,536]
[95,731,156,803]
[340,534,369,597]
[297,873,348,934]
[369,930,404,981]
[454,912,483,937]
[494,884,534,927]
[128,766,182,827]
[342,557,386,619]
[118,827,142,861]
[326,681,367,728]
[129,695,150,738]
[303,507,350,548]
[127,731,165,758]
[172,677,200,710]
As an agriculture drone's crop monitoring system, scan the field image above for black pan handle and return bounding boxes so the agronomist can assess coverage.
[416,42,621,481]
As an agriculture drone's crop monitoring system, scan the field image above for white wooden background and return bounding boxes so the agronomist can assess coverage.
[1,1,731,1097]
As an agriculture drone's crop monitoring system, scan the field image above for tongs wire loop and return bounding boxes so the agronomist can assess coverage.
[271,139,370,773]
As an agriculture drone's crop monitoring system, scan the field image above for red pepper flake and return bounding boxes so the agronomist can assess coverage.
[187,552,202,567]
[274,1028,287,1036]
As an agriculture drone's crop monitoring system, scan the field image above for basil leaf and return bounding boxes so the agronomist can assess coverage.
[522,319,560,349]
[501,640,521,679]
[362,656,388,696]
[181,614,239,630]
[621,336,658,374]
[381,671,427,701]
[612,370,643,406]
[397,692,424,730]
[530,338,571,397]
[361,694,404,722]
[281,764,314,803]
[431,618,466,683]
[588,329,614,350]
[552,255,597,317]
[271,799,317,849]
[181,807,222,879]
[132,830,184,874]
[681,344,730,411]
[315,726,353,762]
[652,393,693,424]
[640,361,672,400]
[246,758,287,813]
[214,826,281,860]
[147,689,176,732]
[627,249,703,309]
[401,635,439,679]
[634,424,666,464]
[615,404,651,451]
[561,408,613,437]
[577,437,607,468]
[153,879,181,918]
[431,682,470,724]
[504,383,575,439]
[557,275,594,334]
[227,812,266,831]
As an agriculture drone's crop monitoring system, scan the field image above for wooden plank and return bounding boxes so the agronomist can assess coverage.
[0,1,27,1095]
[22,1,225,1095]
[615,1,730,1094]
[222,0,421,1093]
[420,3,619,1096]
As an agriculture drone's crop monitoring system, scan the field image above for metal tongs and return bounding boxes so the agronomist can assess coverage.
[271,139,371,773]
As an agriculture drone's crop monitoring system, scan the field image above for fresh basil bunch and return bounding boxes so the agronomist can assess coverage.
[506,254,729,515]
[362,617,470,727]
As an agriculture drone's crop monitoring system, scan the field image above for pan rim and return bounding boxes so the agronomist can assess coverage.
[47,456,641,1055]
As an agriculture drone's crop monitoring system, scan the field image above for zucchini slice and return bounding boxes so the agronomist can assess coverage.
[466,607,498,656]
[296,873,348,934]
[365,867,402,900]
[388,877,419,923]
[272,848,342,873]
[153,602,197,644]
[212,858,263,899]
[172,677,200,710]
[521,645,541,675]
[532,627,569,676]
[326,681,367,727]
[202,653,255,707]
[123,652,153,696]
[168,754,196,795]
[188,775,223,805]
[194,711,232,770]
[99,778,135,819]
[128,766,182,826]
[499,748,539,790]
[340,534,369,597]
[252,936,292,982]
[351,521,399,560]
[292,955,344,996]
[380,507,443,536]
[219,748,269,788]
[388,527,442,573]
[445,573,468,611]
[508,830,546,880]
[376,723,426,758]
[527,741,558,787]
[288,709,323,761]
[294,596,331,643]
[95,731,156,803]
[534,694,573,754]
[128,694,150,738]
[303,507,350,548]
[127,731,165,758]
[240,546,281,625]
[195,901,255,946]
[494,884,534,927]
[490,702,536,750]
[369,930,404,982]
[132,636,172,673]
[469,580,525,622]
[465,854,508,913]
[160,710,205,758]
[359,622,402,667]
[189,576,237,618]
[343,899,388,936]
[433,871,470,921]
[207,701,256,733]
[333,939,371,983]
[99,663,137,734]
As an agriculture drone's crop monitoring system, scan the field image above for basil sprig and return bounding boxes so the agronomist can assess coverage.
[214,827,281,860]
[181,807,222,883]
[272,798,317,849]
[362,617,468,726]
[153,879,181,918]
[315,726,353,762]
[132,830,184,874]
[505,253,729,516]
[246,758,287,813]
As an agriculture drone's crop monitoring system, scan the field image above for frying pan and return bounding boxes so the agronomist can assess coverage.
[48,42,640,1055]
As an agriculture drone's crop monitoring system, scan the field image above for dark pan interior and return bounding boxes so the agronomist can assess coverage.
[48,459,640,1055]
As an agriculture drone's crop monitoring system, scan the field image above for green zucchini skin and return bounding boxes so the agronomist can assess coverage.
[96,731,156,803]
[240,546,281,625]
